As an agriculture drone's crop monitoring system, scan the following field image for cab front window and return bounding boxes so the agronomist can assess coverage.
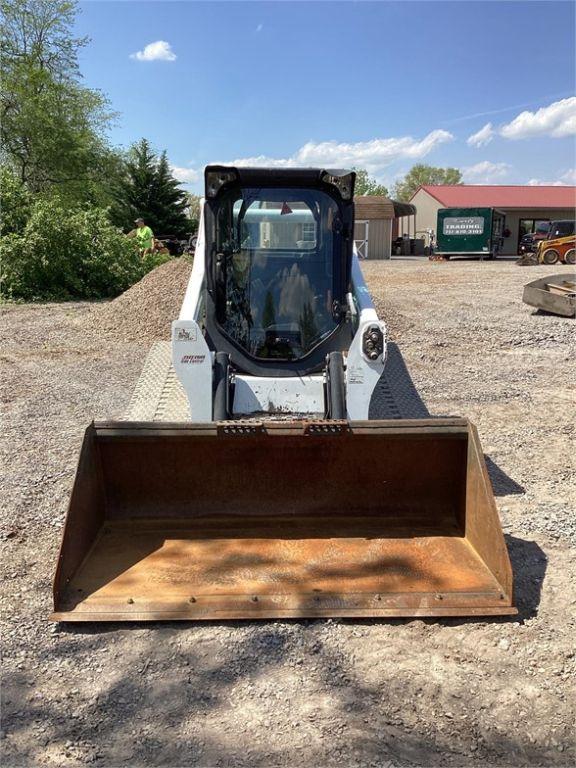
[214,188,342,360]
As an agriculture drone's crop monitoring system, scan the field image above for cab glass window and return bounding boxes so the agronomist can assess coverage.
[214,188,341,360]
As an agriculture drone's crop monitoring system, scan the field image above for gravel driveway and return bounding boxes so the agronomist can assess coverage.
[1,258,574,767]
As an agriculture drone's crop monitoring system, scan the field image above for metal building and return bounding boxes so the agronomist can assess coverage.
[400,185,575,256]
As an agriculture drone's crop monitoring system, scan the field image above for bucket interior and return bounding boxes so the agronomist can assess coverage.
[52,422,515,620]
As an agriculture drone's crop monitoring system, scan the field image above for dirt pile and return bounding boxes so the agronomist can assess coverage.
[516,253,539,266]
[88,258,192,342]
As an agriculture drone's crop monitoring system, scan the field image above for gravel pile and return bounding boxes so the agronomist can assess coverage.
[88,257,192,342]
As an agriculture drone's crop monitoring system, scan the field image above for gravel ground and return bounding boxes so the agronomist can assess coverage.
[1,258,575,767]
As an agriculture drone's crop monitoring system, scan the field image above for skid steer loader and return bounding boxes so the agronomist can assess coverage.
[52,167,516,621]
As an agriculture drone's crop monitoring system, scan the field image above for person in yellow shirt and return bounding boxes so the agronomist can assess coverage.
[130,217,154,256]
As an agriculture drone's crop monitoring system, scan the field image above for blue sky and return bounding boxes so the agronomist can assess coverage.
[76,1,576,192]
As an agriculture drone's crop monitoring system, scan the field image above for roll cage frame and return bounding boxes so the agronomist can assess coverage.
[202,166,357,377]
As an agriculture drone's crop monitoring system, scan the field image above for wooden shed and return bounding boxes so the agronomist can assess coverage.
[353,196,396,260]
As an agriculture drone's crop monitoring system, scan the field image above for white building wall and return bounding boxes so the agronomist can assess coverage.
[410,188,441,235]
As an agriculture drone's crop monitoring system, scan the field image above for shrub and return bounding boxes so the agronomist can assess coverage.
[0,198,170,300]
[0,167,32,236]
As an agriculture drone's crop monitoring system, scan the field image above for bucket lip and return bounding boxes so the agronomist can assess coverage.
[91,417,472,439]
[50,605,518,623]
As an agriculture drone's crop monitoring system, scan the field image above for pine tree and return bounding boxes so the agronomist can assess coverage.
[151,152,190,236]
[112,139,190,237]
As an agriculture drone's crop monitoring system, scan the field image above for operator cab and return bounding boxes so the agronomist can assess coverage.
[547,220,575,239]
[203,166,356,377]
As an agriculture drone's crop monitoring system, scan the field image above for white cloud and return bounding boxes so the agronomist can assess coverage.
[217,130,453,175]
[526,178,567,187]
[525,169,576,186]
[500,97,576,139]
[170,165,200,184]
[222,154,296,169]
[467,122,494,148]
[463,161,511,184]
[130,40,176,62]
[560,168,576,184]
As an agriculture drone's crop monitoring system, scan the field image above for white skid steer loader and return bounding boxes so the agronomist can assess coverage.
[172,167,386,422]
[51,167,516,622]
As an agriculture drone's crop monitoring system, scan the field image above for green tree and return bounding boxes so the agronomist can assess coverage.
[0,197,169,300]
[112,139,190,237]
[353,168,389,197]
[186,193,201,232]
[393,164,462,201]
[152,152,191,236]
[0,167,32,235]
[0,0,115,200]
[1,0,87,80]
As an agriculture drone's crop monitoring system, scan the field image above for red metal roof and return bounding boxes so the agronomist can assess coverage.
[415,185,576,209]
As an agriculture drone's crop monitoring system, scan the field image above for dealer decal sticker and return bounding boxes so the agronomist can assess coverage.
[176,327,197,342]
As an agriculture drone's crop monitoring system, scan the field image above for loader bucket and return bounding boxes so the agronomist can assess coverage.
[52,419,516,621]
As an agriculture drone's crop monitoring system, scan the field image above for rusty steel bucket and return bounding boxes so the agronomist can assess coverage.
[51,419,516,621]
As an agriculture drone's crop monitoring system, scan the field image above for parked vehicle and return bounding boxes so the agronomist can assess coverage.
[547,220,575,239]
[519,229,548,255]
[155,234,190,256]
[518,234,535,254]
[536,220,576,265]
[518,221,550,255]
[51,166,515,622]
[435,207,505,260]
[181,232,198,256]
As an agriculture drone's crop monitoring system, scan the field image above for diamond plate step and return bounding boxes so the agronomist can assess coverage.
[124,342,189,421]
[125,341,429,422]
